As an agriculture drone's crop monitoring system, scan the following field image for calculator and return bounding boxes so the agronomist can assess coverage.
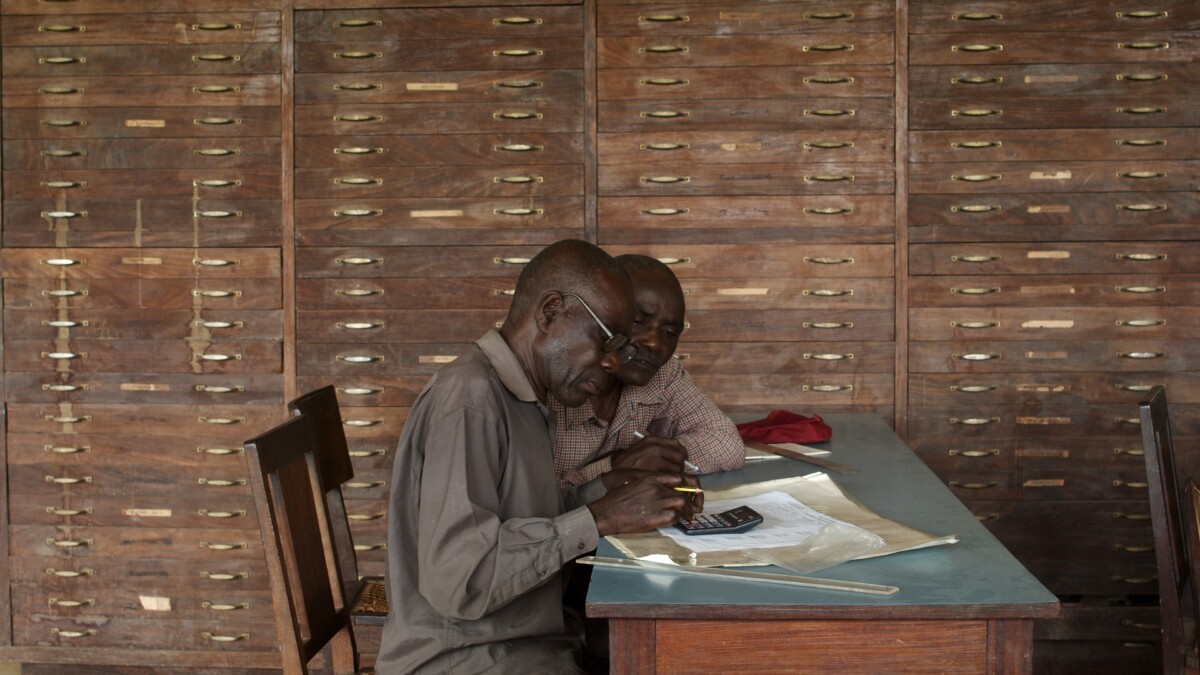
[675,505,764,536]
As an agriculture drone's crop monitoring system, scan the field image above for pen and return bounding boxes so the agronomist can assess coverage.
[673,486,703,493]
[632,430,703,473]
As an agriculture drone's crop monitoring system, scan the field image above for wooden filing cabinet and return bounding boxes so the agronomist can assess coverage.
[908,2,1198,671]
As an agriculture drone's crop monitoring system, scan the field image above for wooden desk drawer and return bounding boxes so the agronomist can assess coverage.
[603,244,895,277]
[696,372,895,408]
[8,555,269,593]
[6,431,255,470]
[2,169,282,199]
[296,69,582,105]
[598,65,894,100]
[296,375,427,409]
[672,341,896,375]
[598,162,895,195]
[9,525,264,559]
[295,102,583,136]
[909,307,1197,341]
[681,277,895,310]
[909,372,1200,406]
[298,278,516,310]
[598,34,895,68]
[4,371,284,405]
[598,2,893,36]
[3,138,281,169]
[11,493,259,529]
[599,97,895,132]
[294,196,584,241]
[2,248,279,278]
[297,309,506,343]
[909,162,1200,194]
[909,1,1200,33]
[909,274,1200,308]
[599,130,894,165]
[295,6,583,42]
[3,75,281,108]
[909,128,1200,162]
[909,32,1199,66]
[910,63,1198,99]
[3,199,284,233]
[295,133,584,168]
[4,339,283,374]
[6,403,281,438]
[0,13,282,47]
[295,38,584,73]
[909,95,1200,130]
[13,614,279,651]
[3,278,282,310]
[296,342,475,376]
[3,308,283,340]
[910,242,1200,275]
[2,44,281,77]
[909,339,1200,373]
[3,107,281,139]
[296,245,536,278]
[682,308,894,341]
[12,586,274,623]
[295,165,585,196]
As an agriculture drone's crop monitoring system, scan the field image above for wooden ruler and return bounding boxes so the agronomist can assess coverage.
[578,556,898,595]
[744,441,858,474]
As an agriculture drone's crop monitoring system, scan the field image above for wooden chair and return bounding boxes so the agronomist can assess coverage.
[288,386,389,623]
[244,412,359,675]
[1140,385,1198,673]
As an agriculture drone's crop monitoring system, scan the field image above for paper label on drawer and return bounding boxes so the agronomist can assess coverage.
[1025,351,1068,359]
[720,12,762,20]
[407,82,457,91]
[1017,449,1070,458]
[1017,383,1070,393]
[139,595,172,611]
[410,209,463,218]
[716,287,770,296]
[720,143,763,152]
[1024,75,1078,84]
[1027,205,1071,213]
[122,257,163,265]
[125,119,166,128]
[1020,285,1075,295]
[1027,250,1070,259]
[1021,320,1074,328]
[124,508,172,517]
[1023,478,1066,487]
[1017,416,1072,425]
[120,383,170,392]
[419,355,458,364]
[1030,171,1072,180]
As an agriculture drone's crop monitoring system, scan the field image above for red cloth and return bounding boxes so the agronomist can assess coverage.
[736,410,832,444]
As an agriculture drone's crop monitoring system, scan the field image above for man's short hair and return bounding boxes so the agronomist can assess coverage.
[614,254,684,298]
[506,239,630,321]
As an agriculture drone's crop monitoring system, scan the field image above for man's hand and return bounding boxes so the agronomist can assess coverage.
[610,435,687,474]
[587,473,701,536]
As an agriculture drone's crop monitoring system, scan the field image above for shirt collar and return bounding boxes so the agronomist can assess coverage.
[476,329,541,404]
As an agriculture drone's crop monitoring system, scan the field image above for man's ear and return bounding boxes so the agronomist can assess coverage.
[535,292,565,335]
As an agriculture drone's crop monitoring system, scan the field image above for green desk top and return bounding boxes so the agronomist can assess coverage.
[586,413,1059,620]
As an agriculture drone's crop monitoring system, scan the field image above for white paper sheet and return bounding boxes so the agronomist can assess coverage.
[658,491,849,554]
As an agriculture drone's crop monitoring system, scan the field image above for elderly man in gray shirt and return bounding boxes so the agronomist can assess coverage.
[377,240,699,674]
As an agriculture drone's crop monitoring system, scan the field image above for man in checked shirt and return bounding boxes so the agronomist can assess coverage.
[551,254,745,487]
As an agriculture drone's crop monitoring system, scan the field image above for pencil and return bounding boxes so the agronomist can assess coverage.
[673,486,704,493]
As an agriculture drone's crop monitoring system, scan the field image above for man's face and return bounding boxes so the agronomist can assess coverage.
[615,268,685,387]
[541,279,634,407]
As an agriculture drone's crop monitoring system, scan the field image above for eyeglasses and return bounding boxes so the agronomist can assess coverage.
[558,292,638,363]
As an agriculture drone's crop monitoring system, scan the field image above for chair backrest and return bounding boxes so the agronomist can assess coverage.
[245,412,357,675]
[1140,384,1191,673]
[288,385,360,582]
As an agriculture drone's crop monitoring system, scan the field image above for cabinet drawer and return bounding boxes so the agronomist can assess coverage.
[910,63,1198,99]
[297,245,536,278]
[910,95,1200,130]
[0,13,282,46]
[969,502,1152,563]
[339,469,392,501]
[4,339,283,374]
[598,65,894,99]
[13,614,279,651]
[2,44,281,77]
[598,3,892,35]
[296,38,584,73]
[909,372,1196,406]
[6,431,255,470]
[672,341,897,376]
[2,248,279,278]
[3,226,280,248]
[11,493,259,529]
[3,278,281,310]
[909,1,1200,33]
[682,277,896,310]
[909,162,1200,194]
[4,199,283,234]
[295,197,584,247]
[3,107,281,139]
[1036,600,1163,642]
[598,34,895,68]
[600,130,894,164]
[906,404,1192,438]
[9,463,255,499]
[3,309,283,340]
[910,435,1152,471]
[12,586,274,623]
[297,309,506,343]
[296,375,428,409]
[296,133,584,168]
[295,6,583,42]
[9,555,269,593]
[2,169,282,200]
[2,0,284,12]
[3,75,281,108]
[296,69,582,105]
[1035,639,1160,674]
[909,339,1200,373]
[296,342,475,377]
[909,274,1200,308]
[295,165,584,199]
[908,307,1198,341]
[3,138,281,169]
[9,525,264,559]
[696,372,894,409]
[599,97,895,132]
[910,242,1200,275]
[6,403,281,438]
[909,32,1199,66]
[4,371,284,405]
[910,128,1200,162]
[598,162,895,195]
[298,277,516,310]
[599,195,895,244]
[683,308,894,341]
[609,243,894,276]
[295,102,583,136]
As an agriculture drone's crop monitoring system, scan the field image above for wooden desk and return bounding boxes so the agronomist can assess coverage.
[585,413,1059,674]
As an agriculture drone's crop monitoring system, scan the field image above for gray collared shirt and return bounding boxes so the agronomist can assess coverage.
[377,331,603,674]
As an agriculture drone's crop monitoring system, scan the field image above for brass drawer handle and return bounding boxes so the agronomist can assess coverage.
[193,290,241,298]
[194,321,244,330]
[334,146,385,155]
[803,44,854,52]
[1113,447,1146,457]
[43,352,84,360]
[348,513,386,521]
[41,149,86,157]
[804,384,853,392]
[195,210,241,219]
[495,79,541,89]
[803,76,854,85]
[333,19,381,28]
[41,257,83,266]
[1116,203,1167,212]
[338,387,382,396]
[803,256,854,265]
[336,256,382,265]
[1116,384,1157,392]
[42,210,86,219]
[641,110,689,119]
[952,44,1003,52]
[43,289,86,297]
[1114,417,1142,426]
[45,445,89,454]
[641,208,688,216]
[1112,481,1149,490]
[194,179,241,188]
[1112,544,1153,553]
[198,541,248,550]
[52,629,96,638]
[948,481,999,489]
[1117,73,1167,82]
[47,568,94,578]
[640,14,688,22]
[495,16,543,24]
[949,417,1000,425]
[334,114,382,123]
[640,175,690,184]
[803,109,855,117]
[201,571,248,581]
[48,538,92,548]
[1117,106,1166,115]
[337,354,384,364]
[494,208,543,216]
[1117,171,1165,179]
[198,416,245,424]
[804,174,854,182]
[1116,286,1165,294]
[202,601,250,611]
[640,45,688,54]
[1117,138,1166,147]
[39,24,86,33]
[803,207,853,215]
[193,85,239,94]
[197,478,247,487]
[46,415,90,423]
[1117,351,1163,359]
[1116,319,1166,327]
[197,447,243,456]
[202,632,250,642]
[640,78,689,86]
[952,76,1004,85]
[952,204,1001,213]
[493,49,543,58]
[953,12,1003,21]
[494,143,542,153]
[804,141,855,150]
[641,142,690,151]
[193,148,240,157]
[803,289,853,297]
[334,83,382,91]
[1116,252,1166,261]
[955,352,1000,361]
[192,23,241,31]
[48,597,95,607]
[804,353,853,360]
[1112,512,1151,521]
[1117,10,1169,19]
[952,286,1001,295]
[806,11,854,20]
[949,448,1001,456]
[39,56,85,65]
[334,177,383,186]
[194,258,239,267]
[495,175,542,184]
[194,117,241,126]
[951,321,999,329]
[952,140,1002,149]
[354,543,387,551]
[349,448,386,458]
[198,510,247,519]
[494,256,532,265]
[343,419,382,428]
[333,208,383,218]
[38,86,83,95]
[42,180,85,188]
[803,321,854,330]
[494,111,542,120]
[952,174,1001,182]
[1118,41,1170,50]
[335,288,383,297]
[345,481,386,489]
[45,475,91,484]
[334,51,382,60]
[193,54,241,62]
[655,257,690,265]
[47,508,92,516]
[953,108,1002,117]
[337,321,384,330]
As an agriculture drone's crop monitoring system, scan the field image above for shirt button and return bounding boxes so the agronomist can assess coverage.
[577,542,586,550]
[537,569,547,578]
